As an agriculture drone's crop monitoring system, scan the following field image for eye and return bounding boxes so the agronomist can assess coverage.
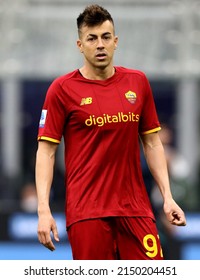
[87,37,96,42]
[103,34,111,40]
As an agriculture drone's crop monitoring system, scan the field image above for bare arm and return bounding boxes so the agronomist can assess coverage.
[140,132,186,226]
[35,140,60,251]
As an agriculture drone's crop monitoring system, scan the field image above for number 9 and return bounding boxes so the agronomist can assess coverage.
[143,234,158,258]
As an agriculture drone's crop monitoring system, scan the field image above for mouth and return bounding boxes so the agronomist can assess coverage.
[96,53,107,60]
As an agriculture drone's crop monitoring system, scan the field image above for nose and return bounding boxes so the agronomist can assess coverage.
[97,38,104,49]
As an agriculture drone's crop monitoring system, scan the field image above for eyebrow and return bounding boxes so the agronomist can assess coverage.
[87,32,112,37]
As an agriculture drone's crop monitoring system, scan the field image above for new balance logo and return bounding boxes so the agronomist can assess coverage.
[80,97,93,105]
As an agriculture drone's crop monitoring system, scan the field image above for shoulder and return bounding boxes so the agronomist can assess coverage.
[45,70,80,101]
[51,69,80,88]
[115,66,148,79]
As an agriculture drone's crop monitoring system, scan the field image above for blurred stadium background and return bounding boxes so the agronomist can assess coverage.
[0,0,200,260]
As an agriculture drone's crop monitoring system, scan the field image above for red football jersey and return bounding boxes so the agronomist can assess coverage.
[38,67,161,227]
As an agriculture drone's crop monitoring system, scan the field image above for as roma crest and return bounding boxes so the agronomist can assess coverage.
[125,91,137,104]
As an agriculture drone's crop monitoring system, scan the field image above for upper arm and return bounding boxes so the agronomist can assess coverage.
[37,140,59,159]
[140,132,162,151]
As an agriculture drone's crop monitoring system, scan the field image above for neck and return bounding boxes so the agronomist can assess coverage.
[79,66,115,80]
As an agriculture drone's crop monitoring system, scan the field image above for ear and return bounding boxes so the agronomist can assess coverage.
[114,36,118,50]
[77,40,83,53]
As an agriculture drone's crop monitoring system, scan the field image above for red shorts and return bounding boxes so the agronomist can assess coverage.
[67,217,164,260]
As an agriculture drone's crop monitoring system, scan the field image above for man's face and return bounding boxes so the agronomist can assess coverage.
[77,20,118,69]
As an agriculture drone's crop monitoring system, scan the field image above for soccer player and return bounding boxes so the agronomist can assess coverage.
[35,4,186,260]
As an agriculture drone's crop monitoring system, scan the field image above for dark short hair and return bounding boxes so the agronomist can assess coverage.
[77,4,114,36]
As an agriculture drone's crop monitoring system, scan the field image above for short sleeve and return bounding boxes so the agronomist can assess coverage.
[139,74,161,135]
[37,79,67,143]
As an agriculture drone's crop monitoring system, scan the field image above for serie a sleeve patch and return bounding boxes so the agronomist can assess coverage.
[39,109,47,128]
